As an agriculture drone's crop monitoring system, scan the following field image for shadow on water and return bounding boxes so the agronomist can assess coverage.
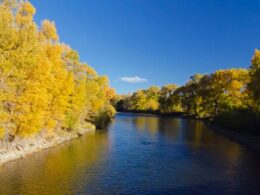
[0,113,260,194]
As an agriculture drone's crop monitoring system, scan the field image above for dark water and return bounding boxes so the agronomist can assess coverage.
[0,113,260,195]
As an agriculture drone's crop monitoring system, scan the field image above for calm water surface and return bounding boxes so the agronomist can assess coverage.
[0,113,260,194]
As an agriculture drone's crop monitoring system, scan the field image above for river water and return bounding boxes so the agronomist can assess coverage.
[0,113,260,194]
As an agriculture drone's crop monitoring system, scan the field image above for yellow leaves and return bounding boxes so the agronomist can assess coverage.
[159,84,179,112]
[0,1,13,26]
[146,99,159,111]
[46,119,56,131]
[106,88,116,101]
[252,49,260,68]
[230,80,243,91]
[0,5,19,53]
[117,65,254,118]
[46,44,62,61]
[15,1,36,26]
[83,64,97,77]
[0,0,115,139]
[21,1,36,15]
[248,49,260,109]
[0,127,4,139]
[40,20,59,42]
[13,80,49,136]
[161,84,178,94]
[126,87,161,111]
[65,49,79,63]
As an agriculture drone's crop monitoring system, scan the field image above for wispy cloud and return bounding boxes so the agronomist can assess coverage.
[120,76,147,83]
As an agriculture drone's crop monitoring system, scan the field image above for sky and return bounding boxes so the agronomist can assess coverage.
[30,0,260,94]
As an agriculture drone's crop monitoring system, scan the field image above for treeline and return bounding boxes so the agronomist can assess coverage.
[114,50,260,134]
[0,1,115,140]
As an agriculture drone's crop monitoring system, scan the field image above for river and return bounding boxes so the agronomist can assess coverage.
[0,113,260,194]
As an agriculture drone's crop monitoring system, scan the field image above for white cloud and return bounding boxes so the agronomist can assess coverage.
[120,76,147,83]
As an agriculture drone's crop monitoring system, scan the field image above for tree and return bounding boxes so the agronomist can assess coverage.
[159,84,178,113]
[248,49,260,111]
[174,74,205,117]
[131,90,147,110]
[39,20,59,42]
[145,86,160,111]
[199,69,249,117]
[0,0,115,139]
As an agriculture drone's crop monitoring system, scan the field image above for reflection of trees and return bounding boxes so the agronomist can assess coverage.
[185,119,243,169]
[158,118,181,140]
[0,131,110,194]
[133,115,182,140]
[133,116,159,135]
[193,121,203,147]
[133,117,146,131]
[146,117,159,135]
[184,119,204,147]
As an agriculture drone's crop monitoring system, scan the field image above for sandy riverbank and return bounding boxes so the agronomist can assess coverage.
[0,124,95,166]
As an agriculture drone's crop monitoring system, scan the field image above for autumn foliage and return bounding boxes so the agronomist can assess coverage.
[114,51,260,133]
[0,0,115,140]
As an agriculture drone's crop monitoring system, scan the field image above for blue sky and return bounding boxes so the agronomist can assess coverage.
[30,0,260,94]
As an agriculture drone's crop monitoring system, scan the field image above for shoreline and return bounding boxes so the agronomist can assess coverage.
[118,111,260,152]
[0,125,95,167]
[117,110,188,117]
[204,122,260,153]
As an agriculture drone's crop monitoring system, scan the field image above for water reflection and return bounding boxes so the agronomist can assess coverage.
[133,114,181,139]
[0,113,260,194]
[0,131,110,194]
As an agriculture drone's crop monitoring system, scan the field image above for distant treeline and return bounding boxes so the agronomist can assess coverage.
[113,50,260,134]
[0,1,115,140]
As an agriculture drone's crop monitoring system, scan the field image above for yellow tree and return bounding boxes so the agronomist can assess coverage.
[0,0,16,138]
[145,86,160,111]
[0,0,115,139]
[200,69,249,117]
[248,49,260,111]
[159,84,178,113]
[131,90,147,110]
[8,1,49,136]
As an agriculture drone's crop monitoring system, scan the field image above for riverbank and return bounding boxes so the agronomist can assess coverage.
[0,124,95,167]
[205,122,260,153]
[117,110,187,117]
